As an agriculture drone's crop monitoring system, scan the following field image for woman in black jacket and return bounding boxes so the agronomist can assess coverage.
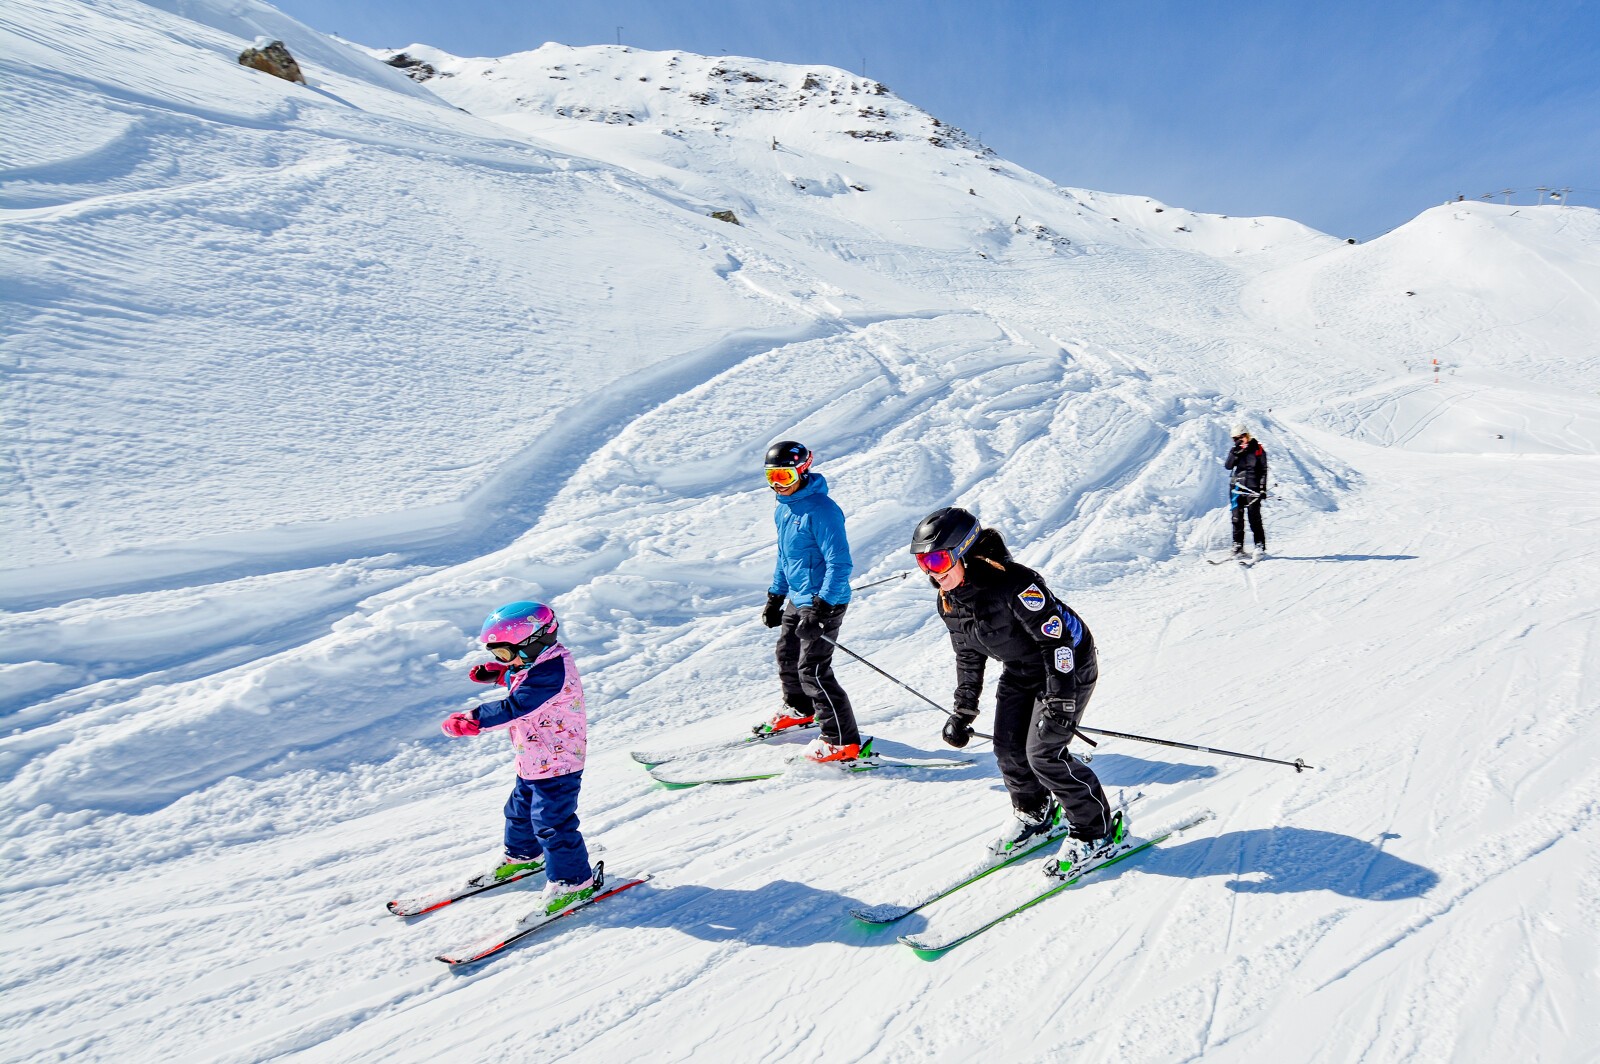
[911,507,1125,871]
[1225,422,1268,557]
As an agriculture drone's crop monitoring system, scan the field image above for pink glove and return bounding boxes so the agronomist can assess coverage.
[469,661,510,685]
[441,712,481,737]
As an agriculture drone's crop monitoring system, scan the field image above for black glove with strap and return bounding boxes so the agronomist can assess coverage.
[942,714,975,749]
[795,605,821,639]
[761,592,785,628]
[811,595,845,621]
[1036,697,1080,743]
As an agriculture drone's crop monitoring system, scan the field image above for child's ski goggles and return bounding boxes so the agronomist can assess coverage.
[915,549,958,575]
[764,466,803,489]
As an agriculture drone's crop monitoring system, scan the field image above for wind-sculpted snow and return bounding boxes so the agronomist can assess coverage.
[2,2,1598,1062]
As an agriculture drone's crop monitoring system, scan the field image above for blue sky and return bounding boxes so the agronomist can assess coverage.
[278,0,1599,238]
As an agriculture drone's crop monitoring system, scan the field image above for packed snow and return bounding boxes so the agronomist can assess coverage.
[3,1,1597,1061]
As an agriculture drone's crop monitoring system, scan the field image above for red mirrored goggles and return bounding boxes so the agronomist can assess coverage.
[915,549,959,575]
[764,465,804,489]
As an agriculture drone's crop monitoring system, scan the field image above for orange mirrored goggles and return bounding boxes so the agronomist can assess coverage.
[915,549,958,575]
[764,466,803,489]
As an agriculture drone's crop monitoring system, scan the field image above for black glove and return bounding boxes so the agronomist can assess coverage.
[761,592,785,628]
[1036,697,1079,742]
[811,595,845,620]
[795,606,821,639]
[942,714,975,748]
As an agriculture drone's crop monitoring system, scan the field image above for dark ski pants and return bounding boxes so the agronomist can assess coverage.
[990,647,1112,840]
[775,604,860,747]
[503,770,591,884]
[1232,494,1265,548]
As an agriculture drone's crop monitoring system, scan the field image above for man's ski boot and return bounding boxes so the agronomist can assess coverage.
[987,797,1066,859]
[465,854,545,890]
[803,736,866,763]
[1045,809,1129,879]
[753,707,816,738]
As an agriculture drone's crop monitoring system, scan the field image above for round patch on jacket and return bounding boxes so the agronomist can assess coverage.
[1018,584,1046,611]
[1041,615,1063,639]
[1054,646,1074,673]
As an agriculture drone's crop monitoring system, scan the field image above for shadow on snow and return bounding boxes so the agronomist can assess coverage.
[1140,827,1439,899]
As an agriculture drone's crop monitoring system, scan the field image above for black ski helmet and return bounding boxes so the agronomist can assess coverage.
[909,506,981,558]
[764,440,811,469]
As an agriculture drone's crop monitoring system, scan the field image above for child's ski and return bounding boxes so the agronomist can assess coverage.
[436,865,653,966]
[897,811,1213,958]
[387,861,545,917]
[629,721,817,766]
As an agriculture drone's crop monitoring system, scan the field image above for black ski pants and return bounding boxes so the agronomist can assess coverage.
[775,604,859,747]
[1232,493,1265,548]
[991,648,1112,840]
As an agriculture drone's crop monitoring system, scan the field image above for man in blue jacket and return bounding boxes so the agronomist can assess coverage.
[758,440,862,762]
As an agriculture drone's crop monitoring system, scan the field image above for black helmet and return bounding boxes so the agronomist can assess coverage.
[909,506,981,557]
[764,440,811,468]
[764,440,813,491]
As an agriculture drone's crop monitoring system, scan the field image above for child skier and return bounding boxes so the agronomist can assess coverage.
[440,600,597,914]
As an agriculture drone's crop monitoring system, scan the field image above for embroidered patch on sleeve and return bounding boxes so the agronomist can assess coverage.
[1054,646,1074,673]
[1018,585,1046,611]
[1041,615,1063,639]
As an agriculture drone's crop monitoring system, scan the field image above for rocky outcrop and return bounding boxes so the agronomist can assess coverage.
[385,52,439,82]
[238,40,305,85]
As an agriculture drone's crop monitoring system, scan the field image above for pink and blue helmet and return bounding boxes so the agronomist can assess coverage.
[478,601,558,652]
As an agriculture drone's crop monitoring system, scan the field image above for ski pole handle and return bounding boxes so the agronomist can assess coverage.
[822,635,995,740]
[1076,725,1314,772]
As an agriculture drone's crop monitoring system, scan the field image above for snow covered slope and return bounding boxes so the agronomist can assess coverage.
[3,2,1598,1062]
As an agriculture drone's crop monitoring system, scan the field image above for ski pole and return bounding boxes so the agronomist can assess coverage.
[1076,725,1314,772]
[822,635,994,740]
[852,570,911,592]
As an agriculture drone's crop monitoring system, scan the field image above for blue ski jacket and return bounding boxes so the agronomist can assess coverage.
[769,472,853,606]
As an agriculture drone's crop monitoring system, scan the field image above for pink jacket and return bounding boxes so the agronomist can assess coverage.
[473,644,588,780]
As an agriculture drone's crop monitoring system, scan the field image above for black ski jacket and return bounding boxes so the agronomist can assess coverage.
[1225,440,1269,494]
[935,540,1094,716]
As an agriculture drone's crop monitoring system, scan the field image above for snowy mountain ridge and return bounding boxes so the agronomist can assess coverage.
[372,39,1341,262]
[3,1,1599,1061]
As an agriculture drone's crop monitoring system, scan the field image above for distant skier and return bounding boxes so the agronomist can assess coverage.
[1225,422,1269,558]
[911,507,1126,874]
[757,440,863,762]
[440,601,598,914]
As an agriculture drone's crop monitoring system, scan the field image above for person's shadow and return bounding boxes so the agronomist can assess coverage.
[961,751,1219,797]
[445,831,1437,966]
[1079,752,1220,788]
[445,879,884,968]
[1264,554,1418,563]
[616,880,893,947]
[1140,828,1437,898]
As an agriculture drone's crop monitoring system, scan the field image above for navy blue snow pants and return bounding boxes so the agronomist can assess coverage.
[503,770,591,884]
